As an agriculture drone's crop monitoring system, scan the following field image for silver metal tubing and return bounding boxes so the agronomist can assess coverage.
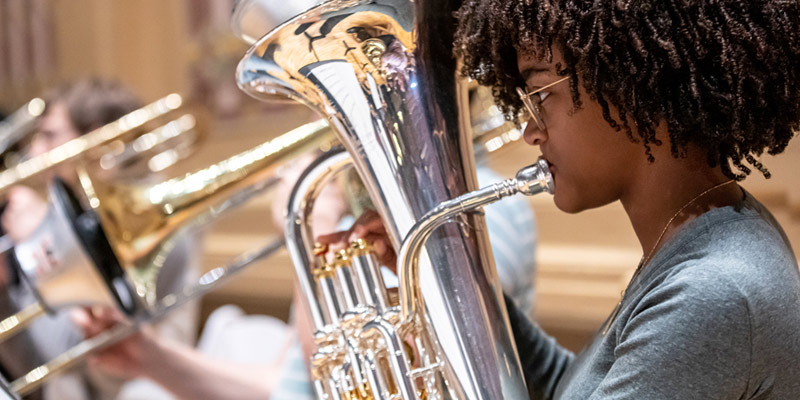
[363,349,388,400]
[362,318,418,400]
[318,274,345,326]
[350,243,391,313]
[335,263,363,313]
[284,149,353,332]
[397,158,553,324]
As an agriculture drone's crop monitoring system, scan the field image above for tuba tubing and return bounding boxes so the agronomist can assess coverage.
[235,0,535,397]
[398,158,553,323]
[287,151,553,400]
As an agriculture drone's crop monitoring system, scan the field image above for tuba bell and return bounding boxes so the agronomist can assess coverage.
[235,0,552,399]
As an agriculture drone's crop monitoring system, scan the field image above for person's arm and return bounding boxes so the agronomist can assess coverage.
[73,307,281,400]
[133,335,278,400]
[504,294,575,400]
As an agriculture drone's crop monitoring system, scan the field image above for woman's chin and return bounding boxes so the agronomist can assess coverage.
[553,193,585,214]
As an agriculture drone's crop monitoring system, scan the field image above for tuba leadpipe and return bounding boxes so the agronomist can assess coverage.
[398,159,553,323]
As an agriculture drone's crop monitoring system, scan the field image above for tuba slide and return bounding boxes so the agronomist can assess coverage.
[235,0,552,399]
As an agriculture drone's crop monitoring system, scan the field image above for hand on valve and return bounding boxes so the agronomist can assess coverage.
[315,209,396,271]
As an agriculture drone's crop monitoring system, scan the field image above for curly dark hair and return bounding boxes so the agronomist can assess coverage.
[454,0,800,179]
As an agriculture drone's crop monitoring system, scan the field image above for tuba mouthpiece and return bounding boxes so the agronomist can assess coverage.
[515,157,555,196]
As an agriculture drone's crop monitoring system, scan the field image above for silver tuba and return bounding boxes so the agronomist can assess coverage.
[235,1,552,399]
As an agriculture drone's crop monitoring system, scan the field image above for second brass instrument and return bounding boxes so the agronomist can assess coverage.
[0,118,334,396]
[0,93,190,193]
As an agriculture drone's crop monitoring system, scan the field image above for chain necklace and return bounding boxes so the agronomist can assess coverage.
[601,179,736,334]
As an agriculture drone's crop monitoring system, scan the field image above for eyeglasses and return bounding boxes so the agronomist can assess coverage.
[516,76,570,131]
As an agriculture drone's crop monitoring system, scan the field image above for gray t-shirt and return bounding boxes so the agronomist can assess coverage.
[508,190,800,399]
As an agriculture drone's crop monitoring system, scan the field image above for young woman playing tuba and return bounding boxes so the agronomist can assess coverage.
[331,0,800,398]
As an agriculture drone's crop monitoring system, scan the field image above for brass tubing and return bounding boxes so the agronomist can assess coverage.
[80,119,334,305]
[9,236,285,396]
[0,94,184,193]
[0,303,45,342]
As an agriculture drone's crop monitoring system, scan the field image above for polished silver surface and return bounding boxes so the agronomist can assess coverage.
[398,158,553,321]
[231,0,321,44]
[285,150,353,332]
[238,1,533,398]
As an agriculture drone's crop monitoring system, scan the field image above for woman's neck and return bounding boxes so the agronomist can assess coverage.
[620,145,743,265]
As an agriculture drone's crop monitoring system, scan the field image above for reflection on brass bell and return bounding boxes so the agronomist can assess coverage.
[362,38,386,67]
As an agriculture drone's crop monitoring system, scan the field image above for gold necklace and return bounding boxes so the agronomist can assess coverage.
[601,179,736,334]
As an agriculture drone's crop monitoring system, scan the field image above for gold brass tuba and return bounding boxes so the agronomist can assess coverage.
[235,0,553,399]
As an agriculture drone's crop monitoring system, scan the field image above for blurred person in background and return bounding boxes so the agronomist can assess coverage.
[0,78,200,400]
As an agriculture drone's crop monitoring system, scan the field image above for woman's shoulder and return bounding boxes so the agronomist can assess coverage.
[656,190,797,281]
[640,194,800,334]
[637,190,800,327]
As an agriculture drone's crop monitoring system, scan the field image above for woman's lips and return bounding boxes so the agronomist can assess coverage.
[543,159,556,186]
[541,157,555,174]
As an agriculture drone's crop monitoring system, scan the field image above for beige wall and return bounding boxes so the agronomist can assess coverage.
[53,0,191,102]
[2,0,191,109]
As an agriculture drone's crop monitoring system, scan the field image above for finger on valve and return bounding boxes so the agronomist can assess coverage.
[314,209,396,269]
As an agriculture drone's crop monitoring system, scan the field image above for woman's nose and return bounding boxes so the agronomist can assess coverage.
[522,118,547,146]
